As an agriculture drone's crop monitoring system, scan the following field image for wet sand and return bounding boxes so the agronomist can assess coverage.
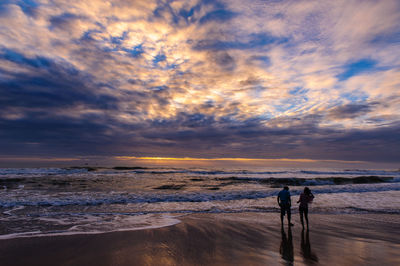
[0,213,399,266]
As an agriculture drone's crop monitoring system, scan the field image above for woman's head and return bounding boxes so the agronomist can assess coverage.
[304,187,311,195]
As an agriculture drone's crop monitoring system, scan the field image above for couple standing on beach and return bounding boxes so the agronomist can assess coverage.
[277,186,314,228]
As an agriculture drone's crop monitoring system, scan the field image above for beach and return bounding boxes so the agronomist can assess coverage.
[1,212,399,266]
[1,167,400,265]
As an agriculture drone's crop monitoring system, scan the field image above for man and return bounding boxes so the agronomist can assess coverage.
[277,186,294,226]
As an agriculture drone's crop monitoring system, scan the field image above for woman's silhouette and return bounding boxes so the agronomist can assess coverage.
[301,229,319,263]
[297,187,314,228]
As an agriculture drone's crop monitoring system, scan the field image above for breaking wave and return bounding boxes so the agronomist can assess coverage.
[1,183,400,208]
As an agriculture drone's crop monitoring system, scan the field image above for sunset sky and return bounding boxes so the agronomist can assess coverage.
[0,0,399,166]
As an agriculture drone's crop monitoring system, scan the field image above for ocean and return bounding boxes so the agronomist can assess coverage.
[1,166,400,239]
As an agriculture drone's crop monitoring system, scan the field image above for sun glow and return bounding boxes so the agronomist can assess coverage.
[114,156,364,164]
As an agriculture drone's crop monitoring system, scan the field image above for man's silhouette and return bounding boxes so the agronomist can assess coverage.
[277,186,294,226]
[280,225,294,263]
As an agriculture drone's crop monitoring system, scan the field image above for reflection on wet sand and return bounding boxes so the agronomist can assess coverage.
[301,229,319,264]
[280,225,294,264]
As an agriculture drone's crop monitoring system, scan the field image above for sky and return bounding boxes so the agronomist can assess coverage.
[0,0,399,167]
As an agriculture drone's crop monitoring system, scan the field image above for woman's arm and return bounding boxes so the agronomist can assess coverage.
[297,193,302,203]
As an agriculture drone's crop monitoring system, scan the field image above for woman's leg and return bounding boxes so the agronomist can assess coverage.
[299,207,304,228]
[304,207,309,228]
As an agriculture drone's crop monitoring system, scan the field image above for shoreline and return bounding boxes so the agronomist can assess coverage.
[1,213,399,265]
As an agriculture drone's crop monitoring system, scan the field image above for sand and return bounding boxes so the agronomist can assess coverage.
[0,213,399,266]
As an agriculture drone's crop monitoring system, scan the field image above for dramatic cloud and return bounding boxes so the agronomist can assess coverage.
[0,0,399,163]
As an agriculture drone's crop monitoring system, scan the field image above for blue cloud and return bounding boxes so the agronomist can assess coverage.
[194,33,288,51]
[0,48,51,69]
[153,53,167,64]
[49,13,85,31]
[178,5,200,23]
[246,55,271,67]
[152,0,232,26]
[336,58,378,81]
[123,44,144,58]
[289,87,308,96]
[149,85,168,91]
[341,92,369,103]
[213,52,236,71]
[328,103,375,119]
[199,9,237,24]
[370,30,400,45]
[110,31,128,45]
[153,3,180,24]
[0,1,37,17]
[17,0,38,16]
[0,49,117,110]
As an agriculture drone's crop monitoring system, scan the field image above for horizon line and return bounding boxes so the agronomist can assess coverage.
[114,156,367,164]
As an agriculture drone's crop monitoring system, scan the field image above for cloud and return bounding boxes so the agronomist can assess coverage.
[198,8,237,24]
[193,32,288,51]
[0,0,399,162]
[336,58,378,81]
[327,103,375,120]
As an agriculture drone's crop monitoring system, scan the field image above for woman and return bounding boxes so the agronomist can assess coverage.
[297,187,314,229]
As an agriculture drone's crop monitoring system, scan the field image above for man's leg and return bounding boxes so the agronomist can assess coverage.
[280,205,285,224]
[287,205,293,226]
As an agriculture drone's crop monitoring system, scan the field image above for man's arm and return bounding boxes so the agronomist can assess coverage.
[277,195,280,205]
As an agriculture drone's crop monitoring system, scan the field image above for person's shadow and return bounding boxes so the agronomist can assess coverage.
[300,229,319,263]
[280,225,294,264]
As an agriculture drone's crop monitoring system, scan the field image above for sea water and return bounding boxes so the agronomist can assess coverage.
[1,167,400,239]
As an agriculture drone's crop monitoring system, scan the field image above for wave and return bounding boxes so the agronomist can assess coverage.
[1,183,400,208]
[3,175,395,186]
[0,213,182,240]
[215,175,398,186]
[0,168,89,176]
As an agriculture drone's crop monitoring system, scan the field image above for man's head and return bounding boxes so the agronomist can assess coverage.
[284,186,289,191]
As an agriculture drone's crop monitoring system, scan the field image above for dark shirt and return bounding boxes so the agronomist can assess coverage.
[278,189,291,204]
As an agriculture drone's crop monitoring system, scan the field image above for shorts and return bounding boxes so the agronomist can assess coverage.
[280,203,291,216]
